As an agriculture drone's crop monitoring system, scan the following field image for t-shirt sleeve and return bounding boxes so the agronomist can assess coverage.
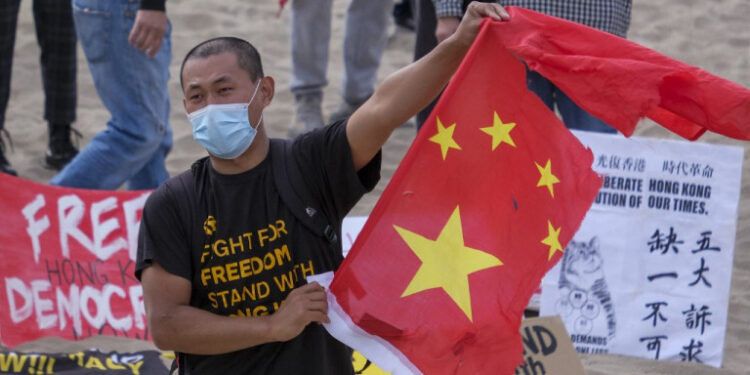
[292,119,381,221]
[140,0,166,11]
[135,180,192,282]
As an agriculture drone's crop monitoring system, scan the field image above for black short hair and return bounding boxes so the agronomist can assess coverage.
[180,37,264,89]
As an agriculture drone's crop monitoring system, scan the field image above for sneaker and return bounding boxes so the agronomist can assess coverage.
[288,92,324,138]
[45,123,79,170]
[328,98,364,124]
[0,129,17,176]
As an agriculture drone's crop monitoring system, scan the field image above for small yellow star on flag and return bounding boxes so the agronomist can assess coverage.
[536,159,560,198]
[541,220,563,260]
[429,117,462,160]
[394,206,502,322]
[480,111,516,150]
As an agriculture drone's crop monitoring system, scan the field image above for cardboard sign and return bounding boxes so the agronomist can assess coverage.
[540,132,743,367]
[516,316,585,375]
[0,174,152,347]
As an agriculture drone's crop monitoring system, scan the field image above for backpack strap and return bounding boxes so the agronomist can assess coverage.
[269,138,339,250]
[169,357,180,375]
[189,143,339,250]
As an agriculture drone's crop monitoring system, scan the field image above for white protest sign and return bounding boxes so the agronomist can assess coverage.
[540,131,743,367]
[342,216,367,258]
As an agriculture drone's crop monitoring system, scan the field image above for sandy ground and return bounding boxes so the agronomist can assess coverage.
[2,0,749,373]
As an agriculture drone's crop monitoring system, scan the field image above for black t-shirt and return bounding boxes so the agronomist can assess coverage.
[136,121,380,374]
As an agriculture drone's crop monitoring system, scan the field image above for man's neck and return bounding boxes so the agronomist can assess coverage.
[208,127,270,175]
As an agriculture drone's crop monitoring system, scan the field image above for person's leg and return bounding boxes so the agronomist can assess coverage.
[127,23,173,190]
[331,0,392,121]
[392,0,414,30]
[33,0,79,169]
[555,88,617,133]
[52,0,171,190]
[0,0,20,175]
[288,0,333,134]
[128,119,172,190]
[524,70,555,109]
[412,0,436,63]
[414,0,437,130]
[0,0,21,133]
[526,70,615,133]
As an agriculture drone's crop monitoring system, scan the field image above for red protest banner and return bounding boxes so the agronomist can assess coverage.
[0,173,152,347]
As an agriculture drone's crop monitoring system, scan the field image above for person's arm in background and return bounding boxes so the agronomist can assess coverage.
[346,2,509,170]
[129,0,168,58]
[434,0,463,42]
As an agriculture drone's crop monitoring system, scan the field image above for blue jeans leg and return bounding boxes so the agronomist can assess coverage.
[52,0,172,190]
[555,89,616,133]
[526,69,616,134]
[526,69,556,110]
[128,119,172,190]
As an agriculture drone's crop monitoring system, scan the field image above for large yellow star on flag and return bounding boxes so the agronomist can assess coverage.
[480,111,516,150]
[394,206,502,322]
[541,220,563,260]
[429,117,462,160]
[535,159,560,198]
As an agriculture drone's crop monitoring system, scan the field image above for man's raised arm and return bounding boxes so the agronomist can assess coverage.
[346,2,509,170]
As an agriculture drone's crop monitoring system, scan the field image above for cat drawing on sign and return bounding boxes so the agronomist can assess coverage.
[555,236,616,339]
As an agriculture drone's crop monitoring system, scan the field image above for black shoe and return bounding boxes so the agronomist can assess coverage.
[45,123,79,171]
[0,129,17,176]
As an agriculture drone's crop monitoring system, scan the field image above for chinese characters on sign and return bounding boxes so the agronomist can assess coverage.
[640,227,720,363]
[541,131,743,368]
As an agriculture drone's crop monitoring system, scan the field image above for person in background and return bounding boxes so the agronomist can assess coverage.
[50,0,172,190]
[416,0,631,133]
[287,0,393,137]
[393,0,415,31]
[0,0,79,176]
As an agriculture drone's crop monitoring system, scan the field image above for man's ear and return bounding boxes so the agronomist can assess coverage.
[259,76,275,107]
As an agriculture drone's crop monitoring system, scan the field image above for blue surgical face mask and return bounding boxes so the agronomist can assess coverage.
[188,82,263,159]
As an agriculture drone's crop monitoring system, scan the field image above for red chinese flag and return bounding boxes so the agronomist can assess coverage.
[496,7,750,141]
[315,20,602,374]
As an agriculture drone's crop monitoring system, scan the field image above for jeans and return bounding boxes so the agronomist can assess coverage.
[526,70,616,134]
[51,0,172,190]
[290,0,392,104]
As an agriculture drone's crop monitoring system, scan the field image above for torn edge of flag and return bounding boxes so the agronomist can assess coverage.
[308,272,423,375]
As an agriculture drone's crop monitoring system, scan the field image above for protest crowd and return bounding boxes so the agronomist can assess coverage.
[1,0,749,374]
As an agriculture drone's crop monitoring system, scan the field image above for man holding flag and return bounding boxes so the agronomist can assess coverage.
[137,3,511,374]
[136,0,750,369]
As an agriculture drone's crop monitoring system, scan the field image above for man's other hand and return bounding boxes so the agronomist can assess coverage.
[269,282,330,342]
